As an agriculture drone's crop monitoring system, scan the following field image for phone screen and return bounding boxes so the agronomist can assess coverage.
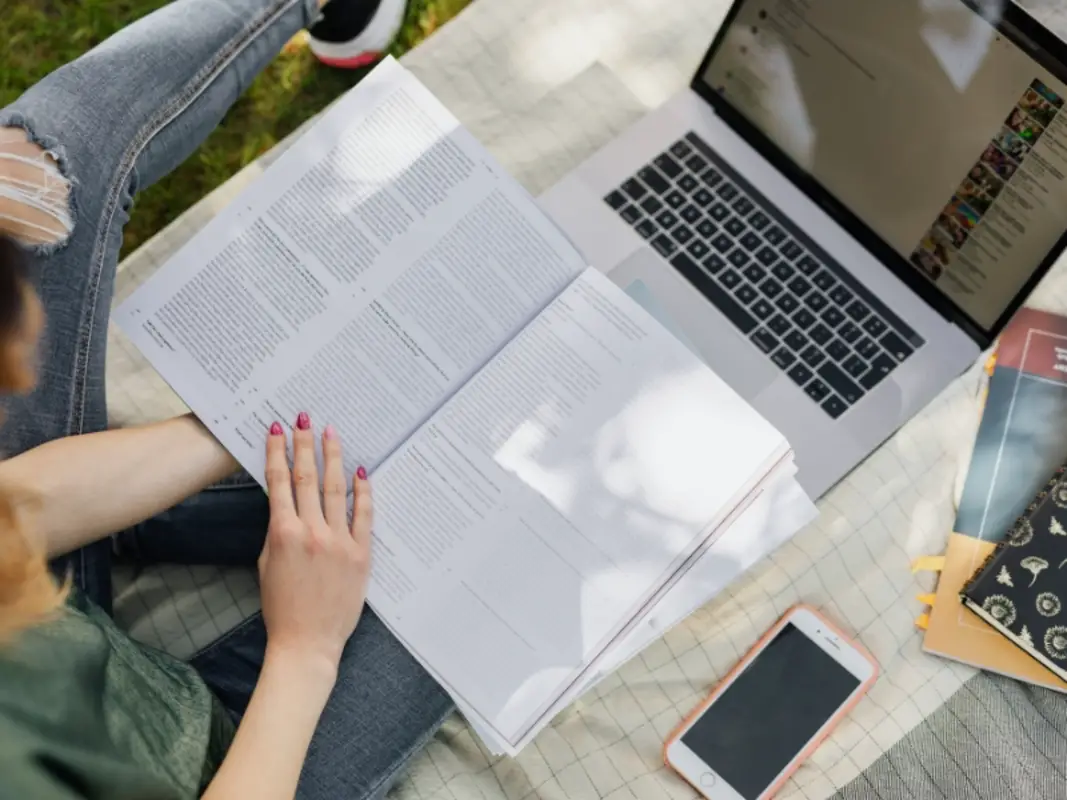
[680,623,860,799]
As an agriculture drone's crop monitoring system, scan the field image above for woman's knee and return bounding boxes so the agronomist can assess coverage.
[0,126,73,250]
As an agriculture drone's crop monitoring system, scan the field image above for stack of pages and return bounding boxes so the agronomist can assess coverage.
[116,58,816,755]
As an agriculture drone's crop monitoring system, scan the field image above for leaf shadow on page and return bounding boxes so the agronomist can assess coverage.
[368,275,785,749]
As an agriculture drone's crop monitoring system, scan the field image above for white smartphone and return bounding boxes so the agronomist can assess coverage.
[663,605,878,800]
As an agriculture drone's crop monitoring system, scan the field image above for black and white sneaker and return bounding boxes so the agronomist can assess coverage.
[308,0,407,68]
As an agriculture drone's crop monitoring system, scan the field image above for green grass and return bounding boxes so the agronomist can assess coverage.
[0,0,470,255]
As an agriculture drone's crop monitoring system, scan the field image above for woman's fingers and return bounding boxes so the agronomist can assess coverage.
[322,425,348,529]
[265,421,295,518]
[291,411,322,521]
[351,466,373,546]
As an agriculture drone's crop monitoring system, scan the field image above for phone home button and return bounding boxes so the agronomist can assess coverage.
[700,773,717,788]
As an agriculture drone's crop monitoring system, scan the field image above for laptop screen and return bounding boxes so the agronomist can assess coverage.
[701,0,1067,330]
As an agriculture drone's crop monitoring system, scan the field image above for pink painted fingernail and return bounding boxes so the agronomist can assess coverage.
[296,411,310,430]
[269,421,283,436]
[323,424,337,440]
[357,466,367,480]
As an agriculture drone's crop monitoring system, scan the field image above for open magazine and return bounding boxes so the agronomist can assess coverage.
[115,57,800,754]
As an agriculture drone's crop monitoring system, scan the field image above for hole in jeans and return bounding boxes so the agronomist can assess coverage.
[0,127,74,248]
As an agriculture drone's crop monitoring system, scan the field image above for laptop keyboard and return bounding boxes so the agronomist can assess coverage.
[603,131,926,420]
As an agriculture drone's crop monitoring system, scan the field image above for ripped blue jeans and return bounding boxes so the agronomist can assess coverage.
[0,1,453,797]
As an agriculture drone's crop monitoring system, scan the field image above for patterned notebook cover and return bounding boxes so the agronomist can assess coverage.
[923,307,1067,692]
[962,462,1067,682]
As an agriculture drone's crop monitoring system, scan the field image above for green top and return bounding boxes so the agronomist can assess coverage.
[0,592,234,799]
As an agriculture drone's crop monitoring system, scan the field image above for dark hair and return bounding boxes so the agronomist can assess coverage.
[0,236,30,336]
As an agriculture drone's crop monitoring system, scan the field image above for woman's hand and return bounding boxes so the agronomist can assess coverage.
[259,412,372,678]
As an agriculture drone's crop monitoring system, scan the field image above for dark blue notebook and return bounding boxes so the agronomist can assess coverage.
[962,462,1067,681]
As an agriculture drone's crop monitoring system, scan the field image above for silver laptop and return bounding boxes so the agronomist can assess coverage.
[540,0,1067,498]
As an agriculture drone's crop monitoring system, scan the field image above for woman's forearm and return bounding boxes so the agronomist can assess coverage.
[0,414,238,556]
[202,647,336,800]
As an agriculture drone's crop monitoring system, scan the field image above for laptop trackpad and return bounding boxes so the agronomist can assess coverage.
[612,247,778,400]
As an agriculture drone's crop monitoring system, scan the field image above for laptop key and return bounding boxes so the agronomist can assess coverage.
[756,246,779,267]
[822,306,846,328]
[829,285,853,307]
[622,178,647,200]
[656,209,679,229]
[651,234,677,258]
[780,239,803,261]
[796,254,820,274]
[842,354,867,378]
[620,205,641,224]
[826,339,850,362]
[703,253,727,274]
[855,336,879,359]
[740,232,763,251]
[742,264,766,284]
[788,363,814,387]
[801,345,826,367]
[671,225,694,245]
[809,323,832,346]
[812,270,835,293]
[818,362,864,404]
[751,328,779,353]
[846,299,871,321]
[751,298,775,320]
[822,394,848,419]
[654,153,683,178]
[635,218,657,239]
[760,277,783,299]
[640,195,663,215]
[881,331,913,361]
[693,188,715,207]
[712,233,734,253]
[772,348,797,370]
[787,276,812,297]
[728,249,751,269]
[860,353,897,389]
[637,166,669,195]
[665,190,687,209]
[863,316,888,338]
[720,268,742,290]
[765,226,787,246]
[686,154,709,173]
[838,321,861,343]
[696,218,717,238]
[749,211,771,231]
[768,314,791,336]
[701,168,723,188]
[805,292,829,313]
[709,203,731,222]
[776,294,800,314]
[735,284,758,306]
[669,140,692,159]
[605,190,627,209]
[785,329,808,351]
[772,262,794,282]
[724,217,746,237]
[678,174,700,193]
[717,184,739,203]
[805,378,831,403]
[687,239,710,260]
[669,252,756,334]
[732,197,755,217]
[681,204,702,224]
[793,308,817,330]
[717,183,739,202]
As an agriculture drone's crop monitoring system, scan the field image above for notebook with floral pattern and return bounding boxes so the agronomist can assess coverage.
[962,461,1067,682]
